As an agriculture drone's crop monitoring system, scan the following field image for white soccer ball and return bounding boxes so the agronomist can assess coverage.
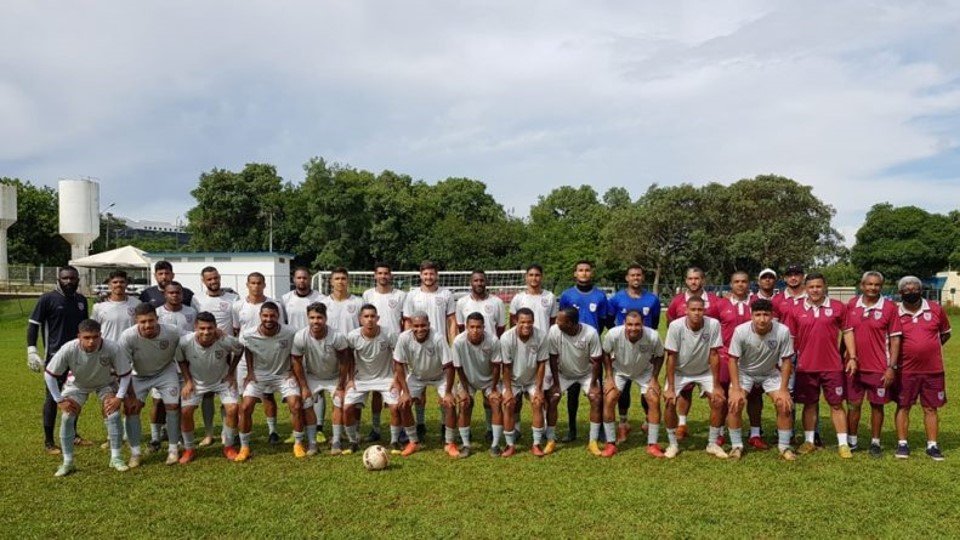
[362,445,390,471]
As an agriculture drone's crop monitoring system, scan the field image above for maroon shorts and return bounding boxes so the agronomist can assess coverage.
[794,371,845,405]
[846,371,891,406]
[717,357,731,388]
[896,372,947,409]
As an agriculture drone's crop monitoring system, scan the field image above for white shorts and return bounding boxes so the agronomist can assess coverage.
[558,373,594,396]
[407,373,448,400]
[614,369,655,394]
[183,381,238,408]
[303,376,342,409]
[345,378,399,406]
[673,372,715,397]
[454,382,500,399]
[243,375,300,400]
[739,371,783,395]
[62,381,118,407]
[508,381,540,400]
[133,364,181,405]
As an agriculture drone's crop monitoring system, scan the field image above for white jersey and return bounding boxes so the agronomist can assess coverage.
[499,326,548,386]
[292,326,349,380]
[242,325,296,378]
[456,294,507,336]
[548,324,602,379]
[403,287,456,338]
[233,296,284,337]
[728,321,794,376]
[156,304,197,334]
[394,328,451,381]
[176,333,243,386]
[452,332,501,390]
[91,297,140,342]
[119,324,181,378]
[191,290,240,333]
[603,325,664,379]
[362,288,407,335]
[47,339,132,388]
[664,317,723,375]
[322,295,363,335]
[509,290,559,334]
[281,289,325,331]
[347,328,397,381]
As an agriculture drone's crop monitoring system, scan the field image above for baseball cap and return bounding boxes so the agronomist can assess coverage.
[758,268,777,279]
[784,264,805,275]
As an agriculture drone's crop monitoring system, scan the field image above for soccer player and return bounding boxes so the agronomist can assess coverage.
[289,302,351,456]
[28,266,91,454]
[456,270,507,337]
[509,264,558,334]
[45,319,131,476]
[342,305,400,455]
[156,281,197,333]
[845,271,901,457]
[281,267,324,331]
[603,310,665,458]
[772,264,806,323]
[119,303,183,466]
[403,260,457,343]
[788,273,858,458]
[236,302,303,461]
[606,264,661,442]
[756,268,778,300]
[393,311,452,456]
[499,307,549,457]
[176,312,244,463]
[894,276,951,460]
[140,260,195,308]
[451,312,502,457]
[191,266,240,333]
[322,267,363,334]
[363,262,407,335]
[92,270,140,342]
[558,260,609,442]
[726,299,797,460]
[546,307,604,456]
[663,297,726,459]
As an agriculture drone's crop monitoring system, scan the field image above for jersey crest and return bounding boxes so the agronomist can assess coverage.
[642,307,650,316]
[765,339,777,351]
[219,301,230,311]
[824,308,833,317]
[388,299,399,309]
[541,296,551,307]
[215,349,225,360]
[78,301,86,311]
[588,303,597,313]
[159,340,170,350]
[924,312,932,321]
[435,297,446,306]
[279,340,290,348]
[874,310,882,320]
[484,304,494,314]
[347,304,357,314]
[99,356,111,367]
[127,307,135,316]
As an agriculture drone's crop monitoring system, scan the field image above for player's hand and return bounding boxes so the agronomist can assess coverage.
[124,395,143,414]
[103,396,122,415]
[882,368,895,388]
[27,347,44,372]
[773,389,793,411]
[243,375,255,389]
[647,381,661,399]
[181,380,194,401]
[663,386,676,405]
[300,387,312,402]
[58,398,80,415]
[532,388,544,408]
[502,387,514,406]
[728,387,746,412]
[845,359,858,376]
[710,385,726,407]
[441,392,455,409]
[398,391,411,408]
[457,389,472,407]
[604,379,617,397]
[550,382,561,398]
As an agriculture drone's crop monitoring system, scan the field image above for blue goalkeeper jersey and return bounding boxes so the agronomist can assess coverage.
[558,286,609,331]
[608,289,661,329]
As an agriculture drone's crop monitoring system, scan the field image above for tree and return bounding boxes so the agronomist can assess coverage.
[0,177,71,265]
[851,203,957,280]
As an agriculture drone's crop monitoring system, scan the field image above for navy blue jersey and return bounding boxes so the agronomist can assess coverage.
[140,285,194,308]
[608,289,661,329]
[29,290,89,358]
[558,287,609,331]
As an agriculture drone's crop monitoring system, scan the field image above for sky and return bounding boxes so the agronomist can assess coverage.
[3,1,959,244]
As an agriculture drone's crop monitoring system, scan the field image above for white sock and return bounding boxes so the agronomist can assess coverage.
[332,424,343,444]
[729,428,743,448]
[404,425,419,444]
[667,428,677,446]
[293,431,304,444]
[777,429,791,451]
[589,422,601,442]
[390,425,402,444]
[647,423,660,445]
[928,441,938,449]
[545,426,556,441]
[459,427,471,447]
[871,437,881,446]
[445,426,456,444]
[491,425,503,447]
[678,415,687,426]
[150,423,161,441]
[239,432,251,448]
[182,430,195,450]
[837,433,848,446]
[266,417,277,435]
[603,422,616,443]
[750,426,761,438]
[849,435,858,447]
[306,425,317,450]
[804,430,815,444]
[533,427,544,446]
[708,426,720,445]
[505,430,516,446]
[222,425,235,447]
[345,424,358,443]
[898,439,908,446]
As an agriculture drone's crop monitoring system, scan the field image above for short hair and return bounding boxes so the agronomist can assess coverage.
[730,270,749,281]
[331,266,349,277]
[408,311,429,323]
[154,261,173,272]
[898,276,922,292]
[419,260,438,272]
[164,281,183,292]
[686,296,706,307]
[560,306,579,321]
[200,266,218,276]
[574,259,593,269]
[525,264,544,274]
[686,266,705,278]
[515,307,535,320]
[471,269,486,278]
[77,319,101,334]
[626,263,645,274]
[750,299,774,313]
[861,271,884,284]
[360,303,378,315]
[624,309,643,320]
[293,266,311,277]
[195,311,217,325]
[108,270,129,282]
[374,262,392,272]
[247,272,265,282]
[306,302,327,316]
[804,272,826,284]
[134,302,156,318]
[260,301,280,314]
[59,265,79,276]
[466,311,485,324]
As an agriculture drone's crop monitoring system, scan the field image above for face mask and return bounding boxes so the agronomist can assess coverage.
[901,292,922,304]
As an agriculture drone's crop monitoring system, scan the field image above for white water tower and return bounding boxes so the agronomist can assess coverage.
[58,178,100,262]
[0,184,17,280]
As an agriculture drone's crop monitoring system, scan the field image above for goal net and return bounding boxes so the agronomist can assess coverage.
[312,270,527,301]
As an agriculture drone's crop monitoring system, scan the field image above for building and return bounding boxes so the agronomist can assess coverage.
[143,252,293,299]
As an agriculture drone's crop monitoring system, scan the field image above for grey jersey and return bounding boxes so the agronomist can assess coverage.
[191,290,240,333]
[456,295,507,336]
[243,325,296,378]
[664,317,723,375]
[176,333,243,386]
[728,321,794,376]
[394,328,451,381]
[362,288,406,335]
[292,326,349,380]
[322,295,363,335]
[499,326,548,386]
[233,296,284,337]
[403,287,456,336]
[47,339,132,389]
[509,291,559,335]
[347,328,397,381]
[603,325,664,378]
[452,332,501,389]
[548,324,602,379]
[119,324,181,378]
[281,289,325,331]
[91,298,140,342]
[157,305,197,334]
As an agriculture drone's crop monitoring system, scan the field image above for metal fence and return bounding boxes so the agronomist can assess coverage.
[0,265,150,294]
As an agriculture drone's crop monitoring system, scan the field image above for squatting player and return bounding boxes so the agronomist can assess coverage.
[451,312,502,457]
[547,307,604,456]
[499,308,549,457]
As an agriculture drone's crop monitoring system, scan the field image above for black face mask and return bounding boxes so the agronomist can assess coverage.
[901,292,922,304]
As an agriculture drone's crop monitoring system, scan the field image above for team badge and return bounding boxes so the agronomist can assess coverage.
[127,307,135,316]
[280,340,290,348]
[215,349,225,360]
[877,388,885,397]
[220,301,230,311]
[347,304,357,314]
[938,391,945,401]
[835,386,843,396]
[159,340,170,350]
[541,297,551,307]
[642,307,650,316]
[482,345,492,354]
[99,356,111,367]
[575,338,587,349]
[435,297,446,306]
[924,313,932,321]
[168,388,178,397]
[824,308,833,317]
[484,304,493,314]
[874,311,882,320]
[527,345,538,356]
[588,303,597,312]
[187,314,196,323]
[765,339,777,351]
[78,301,85,311]
[388,299,398,309]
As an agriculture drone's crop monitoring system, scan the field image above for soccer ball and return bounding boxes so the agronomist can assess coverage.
[362,445,390,471]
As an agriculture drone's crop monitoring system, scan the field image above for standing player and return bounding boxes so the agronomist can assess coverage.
[157,282,198,333]
[236,302,303,461]
[363,263,406,335]
[788,273,858,458]
[281,267,326,443]
[28,266,91,454]
[499,308,549,457]
[191,266,240,333]
[119,303,183,466]
[603,310,665,458]
[894,276,951,460]
[451,312,502,457]
[456,270,507,336]
[45,319,132,476]
[558,260,609,442]
[92,270,140,342]
[845,271,901,457]
[546,307,604,456]
[176,312,244,463]
[663,297,727,459]
[772,265,806,323]
[756,268,778,300]
[140,260,194,308]
[726,299,796,460]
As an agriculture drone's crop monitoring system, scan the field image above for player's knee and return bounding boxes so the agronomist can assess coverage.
[165,404,179,411]
[922,406,938,414]
[224,404,238,416]
[105,410,120,422]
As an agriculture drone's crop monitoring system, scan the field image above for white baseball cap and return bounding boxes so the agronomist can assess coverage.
[758,268,777,279]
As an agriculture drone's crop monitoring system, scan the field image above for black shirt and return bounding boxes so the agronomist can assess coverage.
[139,286,194,308]
[29,290,89,358]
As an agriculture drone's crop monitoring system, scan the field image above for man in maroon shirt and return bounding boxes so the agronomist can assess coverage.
[845,271,901,457]
[893,276,951,461]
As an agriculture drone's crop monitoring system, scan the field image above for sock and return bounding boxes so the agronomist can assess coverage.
[484,407,493,431]
[332,424,343,444]
[730,428,743,449]
[533,427,544,446]
[804,430,815,444]
[708,426,720,445]
[667,428,677,446]
[647,423,660,445]
[345,424,359,443]
[201,395,215,436]
[545,426,556,441]
[871,437,881,446]
[390,425,402,444]
[182,430,195,450]
[603,422,616,444]
[778,429,791,451]
[445,426,456,444]
[371,412,382,434]
[898,439,908,446]
[126,415,143,454]
[589,422,601,442]
[505,429,516,447]
[222,425,235,447]
[239,431,251,448]
[459,426,471,447]
[150,422,161,442]
[491,424,503,447]
[678,415,688,426]
[849,435,859,447]
[166,409,180,449]
[928,440,938,449]
[60,413,77,462]
[105,411,123,459]
[404,426,419,444]
[293,431,304,444]
[750,426,761,438]
[266,416,277,435]
[306,425,318,450]
[619,414,628,424]
[837,433,848,446]
[719,426,727,437]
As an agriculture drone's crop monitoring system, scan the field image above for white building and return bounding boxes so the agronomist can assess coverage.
[143,251,294,299]
[936,271,960,306]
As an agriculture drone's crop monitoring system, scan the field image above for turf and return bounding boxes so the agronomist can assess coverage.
[1,298,958,538]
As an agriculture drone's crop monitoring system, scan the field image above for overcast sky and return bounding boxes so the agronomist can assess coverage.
[3,1,959,243]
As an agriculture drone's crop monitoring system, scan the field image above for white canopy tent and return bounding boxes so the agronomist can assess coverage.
[69,245,150,268]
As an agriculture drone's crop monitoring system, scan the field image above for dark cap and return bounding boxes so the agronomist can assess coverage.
[785,264,805,275]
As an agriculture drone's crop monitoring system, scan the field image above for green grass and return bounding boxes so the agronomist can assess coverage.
[2,298,959,538]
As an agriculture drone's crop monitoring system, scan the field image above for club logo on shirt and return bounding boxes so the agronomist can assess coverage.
[481,345,492,354]
[279,340,290,348]
[541,297,551,307]
[127,307,136,316]
[99,356,111,367]
[215,350,225,360]
[220,302,230,311]
[484,304,493,314]
[160,340,172,350]
[388,299,398,309]
[435,297,446,306]
[924,313,932,321]
[527,345,538,356]
[877,388,885,397]
[642,307,650,316]
[78,302,85,311]
[575,338,587,349]
[347,304,357,314]
[874,311,882,320]
[835,386,843,396]
[938,391,945,401]
[824,308,833,317]
[765,339,777,351]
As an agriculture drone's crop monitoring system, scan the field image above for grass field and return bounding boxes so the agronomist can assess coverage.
[2,298,959,538]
